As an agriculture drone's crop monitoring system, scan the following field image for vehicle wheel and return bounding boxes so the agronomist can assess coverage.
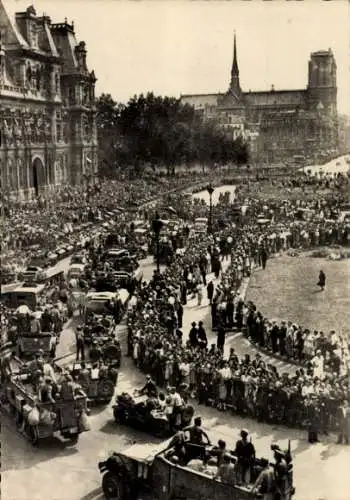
[102,471,124,500]
[69,433,79,444]
[154,421,168,438]
[98,380,115,401]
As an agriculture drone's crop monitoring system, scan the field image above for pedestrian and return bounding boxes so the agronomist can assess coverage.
[189,322,198,348]
[317,270,326,291]
[197,321,208,350]
[217,325,226,352]
[260,247,268,270]
[176,302,183,329]
[207,281,214,305]
[197,283,203,306]
[75,326,85,361]
[337,399,350,445]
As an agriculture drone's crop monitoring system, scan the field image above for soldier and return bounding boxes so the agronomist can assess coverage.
[252,458,276,500]
[273,449,291,500]
[234,429,256,485]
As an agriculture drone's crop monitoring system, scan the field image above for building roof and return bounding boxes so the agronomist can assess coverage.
[180,89,307,110]
[0,0,30,48]
[180,93,222,108]
[244,89,307,107]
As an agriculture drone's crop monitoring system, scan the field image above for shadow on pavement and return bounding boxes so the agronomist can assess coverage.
[99,418,161,446]
[320,442,345,461]
[1,419,79,472]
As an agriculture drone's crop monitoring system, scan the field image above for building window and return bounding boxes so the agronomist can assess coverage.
[55,73,60,94]
[56,112,62,142]
[69,87,75,105]
[30,23,38,49]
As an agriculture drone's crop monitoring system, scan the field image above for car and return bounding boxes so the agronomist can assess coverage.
[21,266,46,283]
[98,437,294,500]
[112,391,194,438]
[70,253,87,265]
[68,263,86,280]
[3,356,90,445]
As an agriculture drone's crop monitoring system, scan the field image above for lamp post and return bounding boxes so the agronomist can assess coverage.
[152,213,163,273]
[207,184,215,234]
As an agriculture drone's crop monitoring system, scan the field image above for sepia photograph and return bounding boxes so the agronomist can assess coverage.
[0,0,349,499]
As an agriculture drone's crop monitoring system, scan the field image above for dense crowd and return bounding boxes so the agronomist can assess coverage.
[2,164,350,438]
[125,188,350,435]
[0,172,212,272]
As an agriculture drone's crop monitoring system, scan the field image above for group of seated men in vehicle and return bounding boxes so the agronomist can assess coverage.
[164,421,293,499]
[138,374,194,428]
[6,350,87,404]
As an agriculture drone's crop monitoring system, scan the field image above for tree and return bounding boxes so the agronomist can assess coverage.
[96,91,249,176]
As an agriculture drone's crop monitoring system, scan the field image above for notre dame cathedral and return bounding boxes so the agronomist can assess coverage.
[0,3,98,200]
[181,34,339,164]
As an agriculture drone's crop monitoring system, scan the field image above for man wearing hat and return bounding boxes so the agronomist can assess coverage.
[197,321,208,350]
[140,374,157,398]
[252,458,276,500]
[234,429,256,485]
[188,322,198,348]
[273,448,291,500]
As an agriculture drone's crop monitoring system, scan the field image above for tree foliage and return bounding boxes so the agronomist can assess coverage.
[96,92,248,176]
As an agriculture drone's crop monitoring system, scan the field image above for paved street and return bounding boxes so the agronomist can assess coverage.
[2,252,349,500]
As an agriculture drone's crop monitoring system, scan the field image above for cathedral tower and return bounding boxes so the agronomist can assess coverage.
[307,49,337,116]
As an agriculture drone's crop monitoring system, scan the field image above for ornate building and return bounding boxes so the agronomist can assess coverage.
[0,3,98,199]
[181,35,339,163]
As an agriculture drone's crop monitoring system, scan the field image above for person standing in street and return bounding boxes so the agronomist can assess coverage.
[317,270,326,291]
[260,246,268,270]
[337,399,350,445]
[189,322,198,348]
[197,283,203,306]
[217,324,226,352]
[197,321,208,350]
[75,326,85,361]
[207,281,214,305]
[176,301,184,329]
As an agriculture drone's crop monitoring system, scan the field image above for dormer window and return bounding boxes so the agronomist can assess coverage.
[30,22,38,49]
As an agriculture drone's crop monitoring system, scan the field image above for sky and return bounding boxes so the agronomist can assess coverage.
[10,0,350,114]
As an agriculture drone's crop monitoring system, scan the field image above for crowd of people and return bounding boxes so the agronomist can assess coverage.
[124,183,350,439]
[2,164,350,443]
[0,172,214,274]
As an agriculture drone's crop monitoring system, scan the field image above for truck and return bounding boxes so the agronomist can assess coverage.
[2,356,90,445]
[98,437,294,500]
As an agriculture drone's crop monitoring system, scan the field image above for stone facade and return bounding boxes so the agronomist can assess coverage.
[0,3,98,200]
[181,35,339,164]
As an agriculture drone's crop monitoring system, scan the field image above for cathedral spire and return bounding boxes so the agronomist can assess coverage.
[231,31,239,77]
[230,31,241,94]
